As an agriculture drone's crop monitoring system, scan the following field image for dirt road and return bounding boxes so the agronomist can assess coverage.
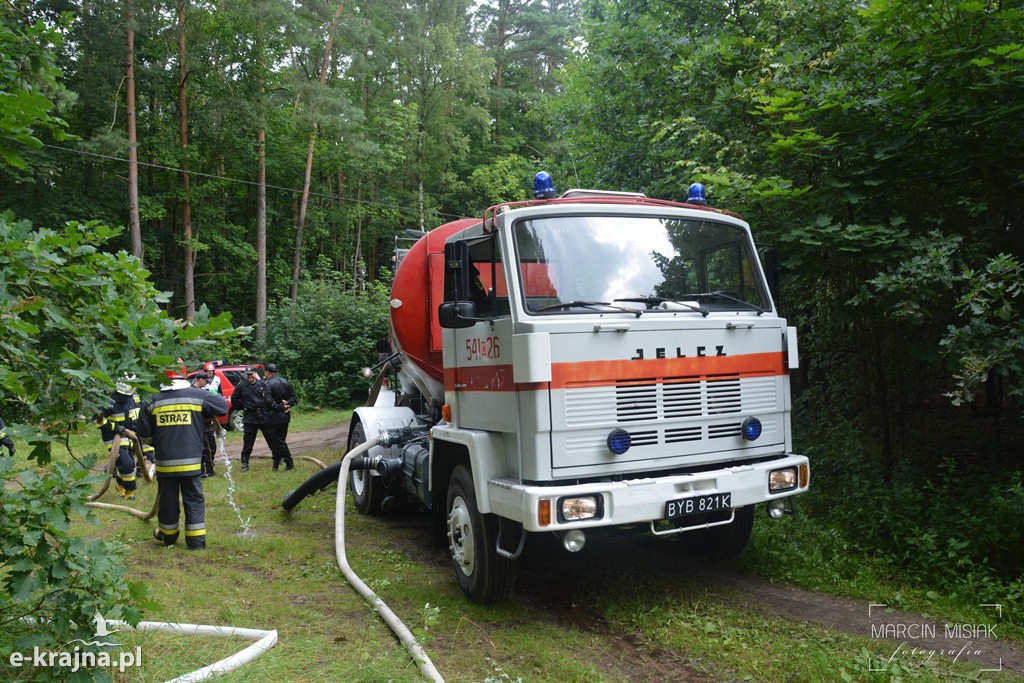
[259,425,1024,680]
[221,423,348,462]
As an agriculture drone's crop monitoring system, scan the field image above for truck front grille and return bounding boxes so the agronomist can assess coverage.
[563,373,779,445]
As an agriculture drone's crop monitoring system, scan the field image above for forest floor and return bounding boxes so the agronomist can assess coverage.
[224,425,1024,681]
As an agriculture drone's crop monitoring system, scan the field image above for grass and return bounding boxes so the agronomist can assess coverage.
[15,413,1024,682]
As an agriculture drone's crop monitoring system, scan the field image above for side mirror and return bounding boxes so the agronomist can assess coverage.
[438,301,481,329]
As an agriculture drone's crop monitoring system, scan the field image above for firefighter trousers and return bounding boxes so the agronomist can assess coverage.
[263,422,294,468]
[114,445,137,493]
[201,429,217,475]
[155,475,206,549]
[239,422,275,466]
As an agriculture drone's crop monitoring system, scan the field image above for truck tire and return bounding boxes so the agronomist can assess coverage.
[680,505,755,559]
[228,409,244,432]
[348,422,385,515]
[446,465,515,604]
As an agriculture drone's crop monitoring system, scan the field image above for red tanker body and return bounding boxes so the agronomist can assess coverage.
[388,218,479,404]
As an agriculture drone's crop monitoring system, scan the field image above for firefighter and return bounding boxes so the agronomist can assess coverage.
[231,366,277,472]
[191,371,220,478]
[263,363,297,471]
[0,416,15,457]
[96,377,142,500]
[136,376,228,549]
[203,362,222,394]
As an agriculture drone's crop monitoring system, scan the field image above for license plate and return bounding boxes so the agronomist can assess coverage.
[665,492,732,520]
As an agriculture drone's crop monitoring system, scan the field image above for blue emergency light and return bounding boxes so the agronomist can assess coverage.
[534,171,556,199]
[687,182,708,206]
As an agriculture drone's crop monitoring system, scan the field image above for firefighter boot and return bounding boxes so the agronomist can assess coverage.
[153,526,179,546]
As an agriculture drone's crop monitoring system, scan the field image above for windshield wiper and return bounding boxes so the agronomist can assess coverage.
[613,296,708,317]
[682,291,765,316]
[535,300,643,317]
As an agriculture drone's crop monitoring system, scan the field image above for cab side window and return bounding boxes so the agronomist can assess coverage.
[469,237,508,319]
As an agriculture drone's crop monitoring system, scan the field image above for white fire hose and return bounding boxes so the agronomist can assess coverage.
[335,437,445,682]
[107,621,278,683]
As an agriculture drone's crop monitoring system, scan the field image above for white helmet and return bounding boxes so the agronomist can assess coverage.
[116,374,137,395]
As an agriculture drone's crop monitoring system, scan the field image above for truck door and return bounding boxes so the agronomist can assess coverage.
[443,237,517,432]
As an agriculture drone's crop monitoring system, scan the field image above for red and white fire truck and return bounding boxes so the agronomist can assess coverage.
[347,176,809,603]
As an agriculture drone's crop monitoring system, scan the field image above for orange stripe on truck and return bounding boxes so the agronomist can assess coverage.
[444,352,784,392]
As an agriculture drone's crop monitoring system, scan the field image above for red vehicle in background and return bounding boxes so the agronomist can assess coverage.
[187,362,264,431]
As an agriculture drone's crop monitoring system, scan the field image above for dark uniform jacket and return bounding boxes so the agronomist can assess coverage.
[231,377,276,425]
[265,375,298,425]
[97,391,142,447]
[136,380,228,477]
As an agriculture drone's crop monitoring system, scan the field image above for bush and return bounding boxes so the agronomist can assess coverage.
[0,457,148,682]
[264,272,390,408]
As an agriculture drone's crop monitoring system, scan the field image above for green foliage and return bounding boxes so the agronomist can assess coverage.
[0,17,71,169]
[0,456,152,682]
[0,213,237,463]
[264,272,389,408]
[942,254,1024,408]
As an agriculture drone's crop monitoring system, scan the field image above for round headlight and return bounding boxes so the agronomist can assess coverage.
[607,428,631,454]
[741,417,762,441]
[563,530,586,552]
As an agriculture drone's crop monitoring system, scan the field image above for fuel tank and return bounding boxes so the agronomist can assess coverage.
[389,218,479,403]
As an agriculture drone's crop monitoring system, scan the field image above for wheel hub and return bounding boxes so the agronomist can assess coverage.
[351,469,367,496]
[447,495,474,576]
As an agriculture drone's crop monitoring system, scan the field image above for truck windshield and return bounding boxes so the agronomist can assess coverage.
[512,215,768,315]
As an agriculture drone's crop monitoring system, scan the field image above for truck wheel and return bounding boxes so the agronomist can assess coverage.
[228,409,244,432]
[446,465,515,603]
[348,422,384,515]
[680,505,754,559]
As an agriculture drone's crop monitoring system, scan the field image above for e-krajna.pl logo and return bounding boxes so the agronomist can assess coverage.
[8,612,142,674]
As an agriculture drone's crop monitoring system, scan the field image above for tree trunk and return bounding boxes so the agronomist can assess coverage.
[494,1,507,145]
[256,127,267,340]
[255,20,268,344]
[291,130,316,302]
[177,0,195,320]
[125,0,142,262]
[290,1,345,302]
[353,183,362,283]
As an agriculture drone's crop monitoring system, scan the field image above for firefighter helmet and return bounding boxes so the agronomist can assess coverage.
[116,374,137,395]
